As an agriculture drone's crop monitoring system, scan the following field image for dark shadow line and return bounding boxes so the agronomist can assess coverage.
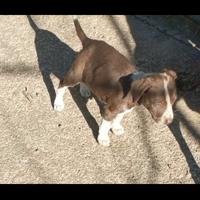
[169,118,200,184]
[68,86,99,142]
[41,71,56,107]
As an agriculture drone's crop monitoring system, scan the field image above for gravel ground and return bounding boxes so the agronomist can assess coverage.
[0,15,200,183]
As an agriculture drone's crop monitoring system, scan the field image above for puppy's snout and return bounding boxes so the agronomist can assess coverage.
[160,106,174,125]
[154,116,173,125]
[163,117,173,125]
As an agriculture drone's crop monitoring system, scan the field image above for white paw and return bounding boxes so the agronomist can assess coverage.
[54,99,64,112]
[112,125,124,136]
[80,84,91,98]
[97,135,110,146]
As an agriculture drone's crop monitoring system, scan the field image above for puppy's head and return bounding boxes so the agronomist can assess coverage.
[131,69,177,125]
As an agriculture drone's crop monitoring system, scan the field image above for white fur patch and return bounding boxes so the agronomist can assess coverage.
[98,119,112,146]
[160,74,173,124]
[111,108,133,135]
[98,108,133,146]
[54,86,67,111]
[112,113,125,136]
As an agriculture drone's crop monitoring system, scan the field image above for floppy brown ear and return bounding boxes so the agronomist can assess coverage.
[163,69,177,79]
[131,78,151,104]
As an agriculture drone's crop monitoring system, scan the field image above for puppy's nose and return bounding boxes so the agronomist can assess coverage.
[164,117,173,125]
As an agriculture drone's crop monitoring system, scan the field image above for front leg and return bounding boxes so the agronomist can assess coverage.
[98,103,121,146]
[97,119,112,146]
[111,108,133,135]
[97,112,125,146]
[54,65,82,112]
[111,112,125,136]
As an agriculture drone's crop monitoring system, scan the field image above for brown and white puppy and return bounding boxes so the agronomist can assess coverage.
[54,16,177,146]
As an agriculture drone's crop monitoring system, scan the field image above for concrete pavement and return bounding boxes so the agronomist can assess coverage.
[0,15,200,183]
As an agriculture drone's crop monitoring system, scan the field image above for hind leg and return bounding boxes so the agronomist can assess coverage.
[54,67,81,111]
[54,84,67,111]
[111,112,125,136]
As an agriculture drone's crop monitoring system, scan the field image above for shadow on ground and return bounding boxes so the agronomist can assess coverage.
[27,15,99,142]
[26,15,200,183]
[126,15,200,183]
[169,117,200,183]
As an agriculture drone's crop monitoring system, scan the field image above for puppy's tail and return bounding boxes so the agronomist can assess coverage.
[27,15,40,33]
[73,15,89,47]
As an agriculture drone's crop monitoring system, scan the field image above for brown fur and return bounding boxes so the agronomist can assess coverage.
[59,18,177,122]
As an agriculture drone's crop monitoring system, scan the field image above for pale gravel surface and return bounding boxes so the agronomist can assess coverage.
[0,15,200,183]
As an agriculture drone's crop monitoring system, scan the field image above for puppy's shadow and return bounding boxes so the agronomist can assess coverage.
[27,15,99,141]
[169,118,200,184]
